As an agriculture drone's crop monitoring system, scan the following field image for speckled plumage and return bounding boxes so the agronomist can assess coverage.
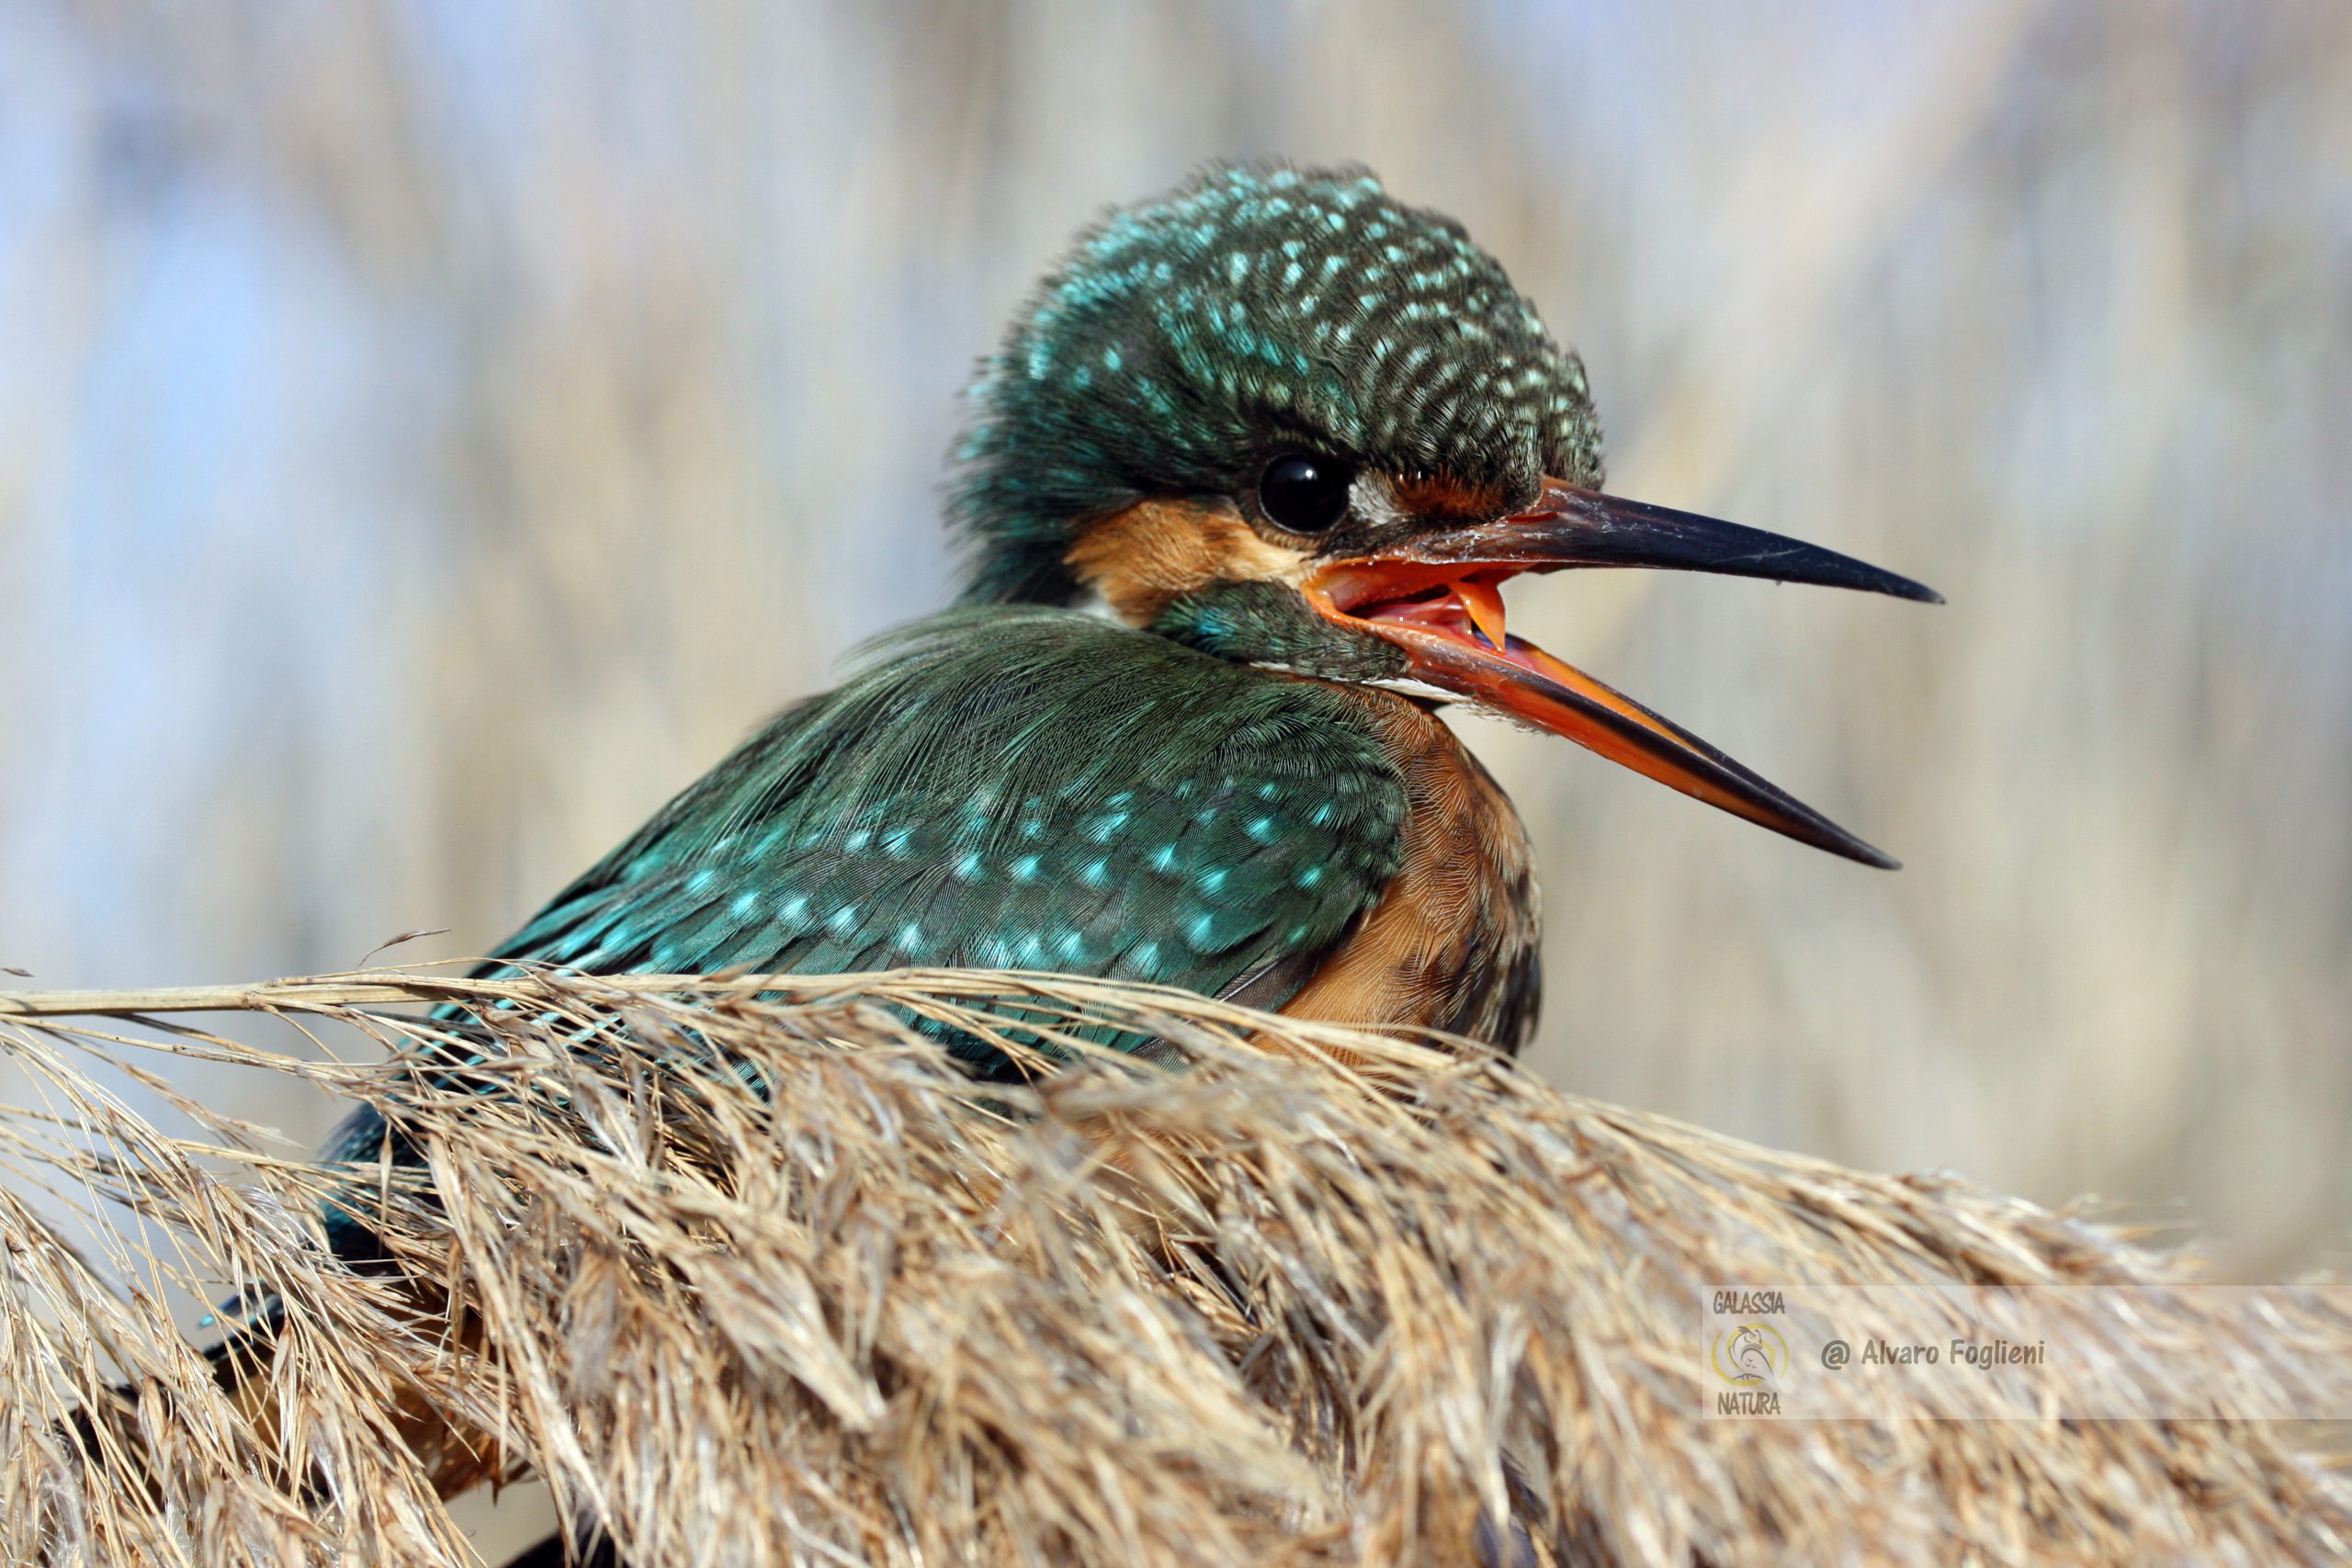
[955,162,1603,604]
[480,610,1409,1005]
[322,609,1489,1169]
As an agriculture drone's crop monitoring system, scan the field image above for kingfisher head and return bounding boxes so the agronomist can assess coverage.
[952,162,1937,865]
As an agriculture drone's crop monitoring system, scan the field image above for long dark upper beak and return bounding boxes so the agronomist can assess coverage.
[1303,479,1940,868]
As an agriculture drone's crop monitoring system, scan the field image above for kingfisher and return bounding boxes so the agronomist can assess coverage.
[319,158,1933,1186]
[165,159,1941,1567]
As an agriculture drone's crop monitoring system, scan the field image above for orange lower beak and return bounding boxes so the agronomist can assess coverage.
[1305,480,1939,867]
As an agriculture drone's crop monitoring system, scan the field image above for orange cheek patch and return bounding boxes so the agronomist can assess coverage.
[1065,499,1306,624]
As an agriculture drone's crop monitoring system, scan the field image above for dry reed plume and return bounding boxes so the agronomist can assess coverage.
[2,968,2347,1565]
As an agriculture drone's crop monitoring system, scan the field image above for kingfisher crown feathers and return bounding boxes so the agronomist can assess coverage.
[953,162,1605,604]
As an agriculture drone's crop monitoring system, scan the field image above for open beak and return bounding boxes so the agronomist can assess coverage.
[1303,479,1940,868]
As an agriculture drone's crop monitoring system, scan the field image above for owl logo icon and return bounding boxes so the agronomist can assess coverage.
[1713,1322,1789,1387]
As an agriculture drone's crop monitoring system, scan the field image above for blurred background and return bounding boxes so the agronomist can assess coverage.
[4,0,2348,1281]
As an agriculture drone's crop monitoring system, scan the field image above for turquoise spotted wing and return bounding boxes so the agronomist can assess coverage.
[502,608,1406,994]
[321,608,1407,1168]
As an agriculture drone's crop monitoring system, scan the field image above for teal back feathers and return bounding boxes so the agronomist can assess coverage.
[492,609,1409,1011]
[319,607,1415,1174]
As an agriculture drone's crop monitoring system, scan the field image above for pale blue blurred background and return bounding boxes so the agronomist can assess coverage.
[4,0,2349,1278]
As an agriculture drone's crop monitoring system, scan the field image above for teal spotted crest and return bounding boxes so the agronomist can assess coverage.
[955,163,1604,604]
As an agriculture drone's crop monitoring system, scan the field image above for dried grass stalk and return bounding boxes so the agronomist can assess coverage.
[2,968,2346,1566]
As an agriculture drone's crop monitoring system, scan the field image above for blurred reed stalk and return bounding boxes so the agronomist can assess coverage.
[4,968,2347,1565]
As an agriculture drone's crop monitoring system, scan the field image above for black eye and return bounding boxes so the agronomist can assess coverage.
[1257,453,1354,534]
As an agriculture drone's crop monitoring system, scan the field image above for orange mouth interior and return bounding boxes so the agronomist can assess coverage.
[1354,575,1512,652]
[1312,558,1687,740]
[1307,559,1574,691]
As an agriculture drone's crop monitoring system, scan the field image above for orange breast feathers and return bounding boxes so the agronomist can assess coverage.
[1280,688,1541,1051]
